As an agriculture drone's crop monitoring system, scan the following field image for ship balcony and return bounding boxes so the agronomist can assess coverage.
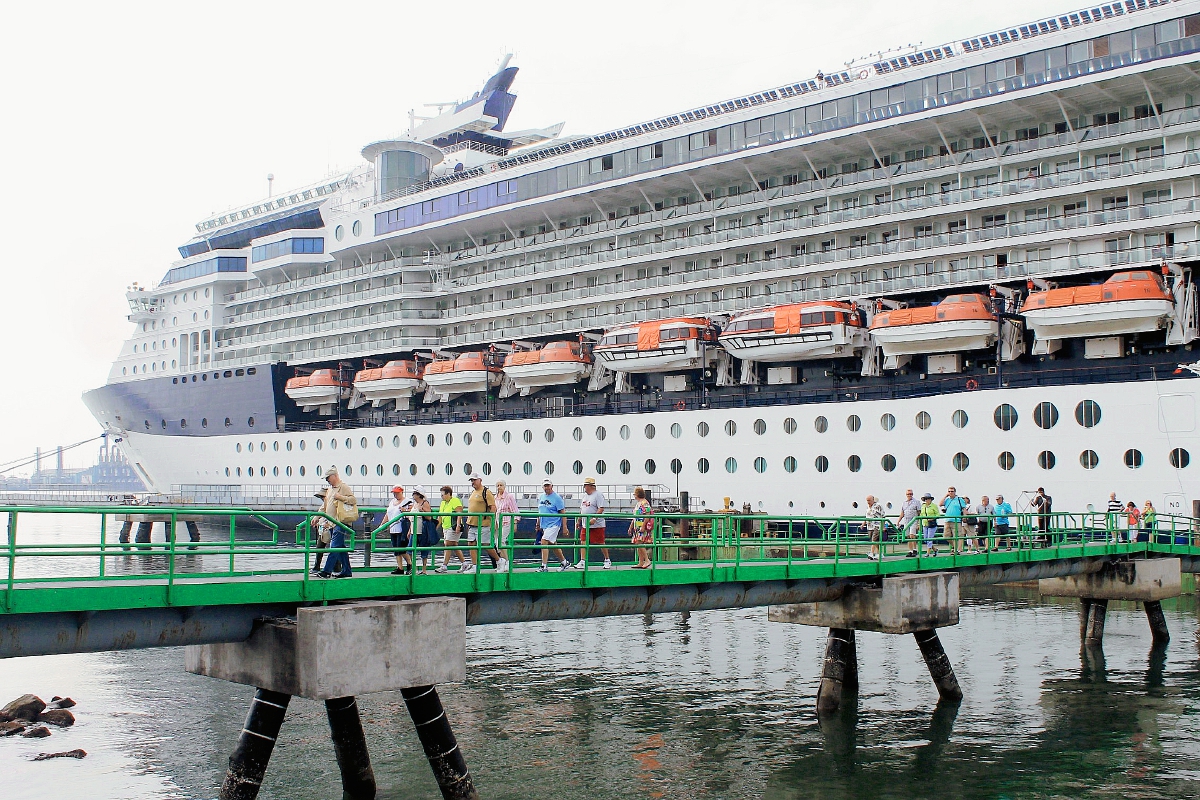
[224,254,447,304]
[224,284,439,325]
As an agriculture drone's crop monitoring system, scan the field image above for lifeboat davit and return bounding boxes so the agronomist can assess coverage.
[502,341,592,391]
[422,352,502,397]
[353,360,425,410]
[1020,270,1174,354]
[284,368,348,414]
[869,294,997,368]
[593,317,718,373]
[719,301,867,362]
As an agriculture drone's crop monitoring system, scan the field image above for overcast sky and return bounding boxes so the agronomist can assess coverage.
[0,0,1087,472]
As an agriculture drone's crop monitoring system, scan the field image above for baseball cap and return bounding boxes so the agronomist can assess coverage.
[542,478,553,485]
[469,472,482,481]
[391,485,404,493]
[324,467,339,478]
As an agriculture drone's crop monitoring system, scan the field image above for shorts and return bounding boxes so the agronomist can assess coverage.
[443,530,461,544]
[995,523,1010,538]
[923,525,938,544]
[586,526,606,545]
[540,526,561,544]
[868,527,881,542]
[468,526,493,546]
[390,531,410,550]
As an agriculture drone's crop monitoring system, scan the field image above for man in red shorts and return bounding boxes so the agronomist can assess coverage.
[576,477,612,569]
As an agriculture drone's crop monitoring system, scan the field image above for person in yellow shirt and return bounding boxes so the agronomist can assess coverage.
[435,486,465,573]
[464,473,505,573]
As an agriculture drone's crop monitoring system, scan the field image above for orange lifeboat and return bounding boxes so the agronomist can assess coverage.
[422,352,502,397]
[1020,271,1174,354]
[284,368,349,414]
[502,341,592,391]
[594,317,718,373]
[353,360,426,410]
[719,301,866,362]
[869,294,997,366]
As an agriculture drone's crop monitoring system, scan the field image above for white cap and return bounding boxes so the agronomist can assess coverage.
[324,467,339,478]
[410,484,426,496]
[543,478,554,485]
[469,472,482,481]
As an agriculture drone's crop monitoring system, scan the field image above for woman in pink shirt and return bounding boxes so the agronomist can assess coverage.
[495,480,520,569]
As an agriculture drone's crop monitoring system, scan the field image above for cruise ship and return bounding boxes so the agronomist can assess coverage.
[86,0,1200,517]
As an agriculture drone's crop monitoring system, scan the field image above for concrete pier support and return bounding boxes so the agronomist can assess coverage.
[402,685,479,800]
[816,628,856,715]
[219,688,291,800]
[1084,599,1108,645]
[1145,601,1170,644]
[118,520,132,545]
[134,521,153,544]
[186,520,201,542]
[1041,558,1181,645]
[325,696,376,799]
[913,629,963,703]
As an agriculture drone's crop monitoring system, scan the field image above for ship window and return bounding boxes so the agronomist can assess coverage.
[952,452,969,471]
[993,404,1018,431]
[545,461,555,476]
[915,411,931,430]
[670,458,683,475]
[1038,450,1056,470]
[441,434,451,446]
[1170,448,1191,469]
[410,464,418,476]
[299,466,306,477]
[1080,450,1100,469]
[503,431,512,444]
[753,457,767,474]
[880,414,895,431]
[225,418,232,427]
[573,460,583,475]
[273,441,279,451]
[236,443,242,453]
[523,462,533,475]
[573,427,583,442]
[645,459,657,474]
[697,422,710,437]
[784,456,797,473]
[352,220,362,237]
[392,436,400,448]
[483,432,492,444]
[1033,402,1059,429]
[260,442,267,452]
[846,415,861,432]
[670,423,682,439]
[482,463,492,475]
[361,437,369,449]
[409,435,418,447]
[1124,449,1143,469]
[847,455,862,473]
[814,456,829,473]
[331,439,338,450]
[753,419,766,435]
[644,424,656,440]
[299,440,306,451]
[358,465,366,477]
[545,429,554,443]
[1075,400,1101,428]
[724,420,737,436]
[316,440,323,450]
[202,418,208,429]
[952,410,968,429]
[725,457,738,473]
[783,417,797,434]
[335,225,344,241]
[502,462,512,475]
[161,419,167,429]
[392,464,400,475]
[916,453,932,471]
[426,464,435,475]
[461,463,470,476]
[236,467,242,476]
[620,459,631,475]
[881,454,897,472]
[620,425,631,440]
[225,467,230,477]
[814,416,828,433]
[596,460,607,475]
[595,426,607,441]
[697,458,710,473]
[284,440,291,451]
[376,436,384,448]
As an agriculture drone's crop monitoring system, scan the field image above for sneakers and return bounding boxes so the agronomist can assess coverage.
[557,560,571,572]
[496,557,509,572]
[907,550,918,558]
[317,572,332,579]
[574,560,586,569]
[536,565,548,573]
[390,567,404,575]
[603,559,612,569]
[435,565,448,574]
[460,563,477,575]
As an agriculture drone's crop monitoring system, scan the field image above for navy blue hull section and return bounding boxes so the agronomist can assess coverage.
[84,365,281,437]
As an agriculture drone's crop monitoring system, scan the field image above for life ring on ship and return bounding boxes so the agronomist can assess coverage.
[673,400,686,411]
[488,163,498,173]
[325,421,335,430]
[857,69,870,80]
[965,378,980,391]
[471,411,479,422]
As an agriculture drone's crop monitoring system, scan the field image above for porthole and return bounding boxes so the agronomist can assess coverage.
[202,418,208,428]
[670,458,682,475]
[248,417,255,428]
[644,424,655,440]
[352,219,362,237]
[360,437,368,449]
[225,467,230,477]
[697,458,710,474]
[392,435,400,447]
[358,465,365,477]
[503,431,512,444]
[462,463,471,476]
[461,433,472,446]
[236,443,242,453]
[335,224,344,241]
[697,421,710,437]
[881,454,897,472]
[1075,400,1101,427]
[814,455,829,473]
[286,466,292,477]
[846,415,861,432]
[544,429,554,443]
[993,404,1018,431]
[1170,448,1191,469]
[330,439,338,450]
[482,432,491,444]
[753,419,766,435]
[916,453,932,472]
[316,439,323,450]
[410,464,418,476]
[1124,449,1143,469]
[620,425,630,440]
[523,462,533,475]
[180,418,187,429]
[645,459,657,474]
[783,456,797,473]
[236,467,242,477]
[880,413,895,431]
[376,464,384,476]
[260,442,267,452]
[299,440,306,451]
[1033,402,1059,430]
[725,457,738,473]
[847,455,861,472]
[426,464,435,476]
[998,451,1015,470]
[285,440,292,451]
[392,464,400,475]
[272,441,279,452]
[409,435,418,447]
[952,452,969,472]
[376,436,383,448]
[915,411,931,430]
[1080,450,1100,469]
[724,420,737,436]
[1038,450,1056,470]
[814,416,828,433]
[783,417,797,434]
[225,417,232,427]
[299,466,306,477]
[523,430,532,443]
[596,460,607,475]
[670,423,682,439]
[573,460,583,475]
[545,461,555,475]
[573,427,583,442]
[754,457,767,473]
[482,463,492,475]
[620,459,631,475]
[502,462,512,475]
[952,410,969,429]
[595,426,607,441]
[161,419,167,430]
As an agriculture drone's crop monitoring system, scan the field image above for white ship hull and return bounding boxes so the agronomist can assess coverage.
[871,319,998,357]
[1023,299,1175,342]
[503,361,592,389]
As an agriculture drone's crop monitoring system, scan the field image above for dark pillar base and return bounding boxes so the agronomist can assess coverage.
[118,520,133,545]
[1144,600,1170,644]
[134,521,153,546]
[186,520,201,550]
[325,696,377,799]
[1084,598,1108,645]
[401,685,479,800]
[1079,598,1093,642]
[913,629,963,704]
[816,628,857,715]
[219,688,291,800]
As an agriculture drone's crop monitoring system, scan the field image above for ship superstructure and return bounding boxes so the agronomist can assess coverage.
[88,1,1200,516]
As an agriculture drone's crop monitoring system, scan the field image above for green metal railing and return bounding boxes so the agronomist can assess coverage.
[1,503,1197,616]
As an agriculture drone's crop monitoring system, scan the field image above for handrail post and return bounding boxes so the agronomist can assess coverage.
[229,513,237,575]
[5,511,15,612]
[167,511,178,604]
[99,512,107,579]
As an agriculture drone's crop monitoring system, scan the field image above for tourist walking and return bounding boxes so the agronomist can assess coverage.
[536,479,571,572]
[1124,501,1141,543]
[436,486,466,573]
[630,486,654,568]
[318,467,357,579]
[919,493,940,556]
[1106,492,1124,542]
[495,480,519,567]
[865,494,884,560]
[898,488,921,558]
[411,486,437,574]
[974,495,995,552]
[464,473,506,573]
[1142,500,1158,543]
[993,494,1013,550]
[577,478,612,568]
[1032,487,1053,545]
[385,485,414,575]
[941,487,966,554]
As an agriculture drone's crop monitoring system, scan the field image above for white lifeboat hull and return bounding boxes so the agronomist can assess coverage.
[870,319,998,357]
[353,377,425,407]
[503,361,592,389]
[1022,298,1174,342]
[423,369,501,396]
[594,340,716,374]
[720,327,862,362]
[285,385,345,414]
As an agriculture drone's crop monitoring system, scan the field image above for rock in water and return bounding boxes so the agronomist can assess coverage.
[20,726,51,738]
[1,695,46,721]
[0,721,26,737]
[32,749,87,761]
[38,710,75,727]
[50,698,77,710]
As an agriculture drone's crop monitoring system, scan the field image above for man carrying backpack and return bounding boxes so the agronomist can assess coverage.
[465,473,506,573]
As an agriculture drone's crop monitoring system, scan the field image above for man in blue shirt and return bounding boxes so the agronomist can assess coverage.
[536,479,571,572]
[941,487,967,555]
[993,494,1014,550]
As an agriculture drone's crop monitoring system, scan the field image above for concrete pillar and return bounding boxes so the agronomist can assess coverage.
[913,629,963,704]
[844,629,859,695]
[1084,599,1108,645]
[219,688,291,800]
[118,521,133,544]
[816,628,856,715]
[401,685,479,800]
[1079,598,1093,641]
[135,521,153,544]
[1144,600,1170,644]
[325,696,376,799]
